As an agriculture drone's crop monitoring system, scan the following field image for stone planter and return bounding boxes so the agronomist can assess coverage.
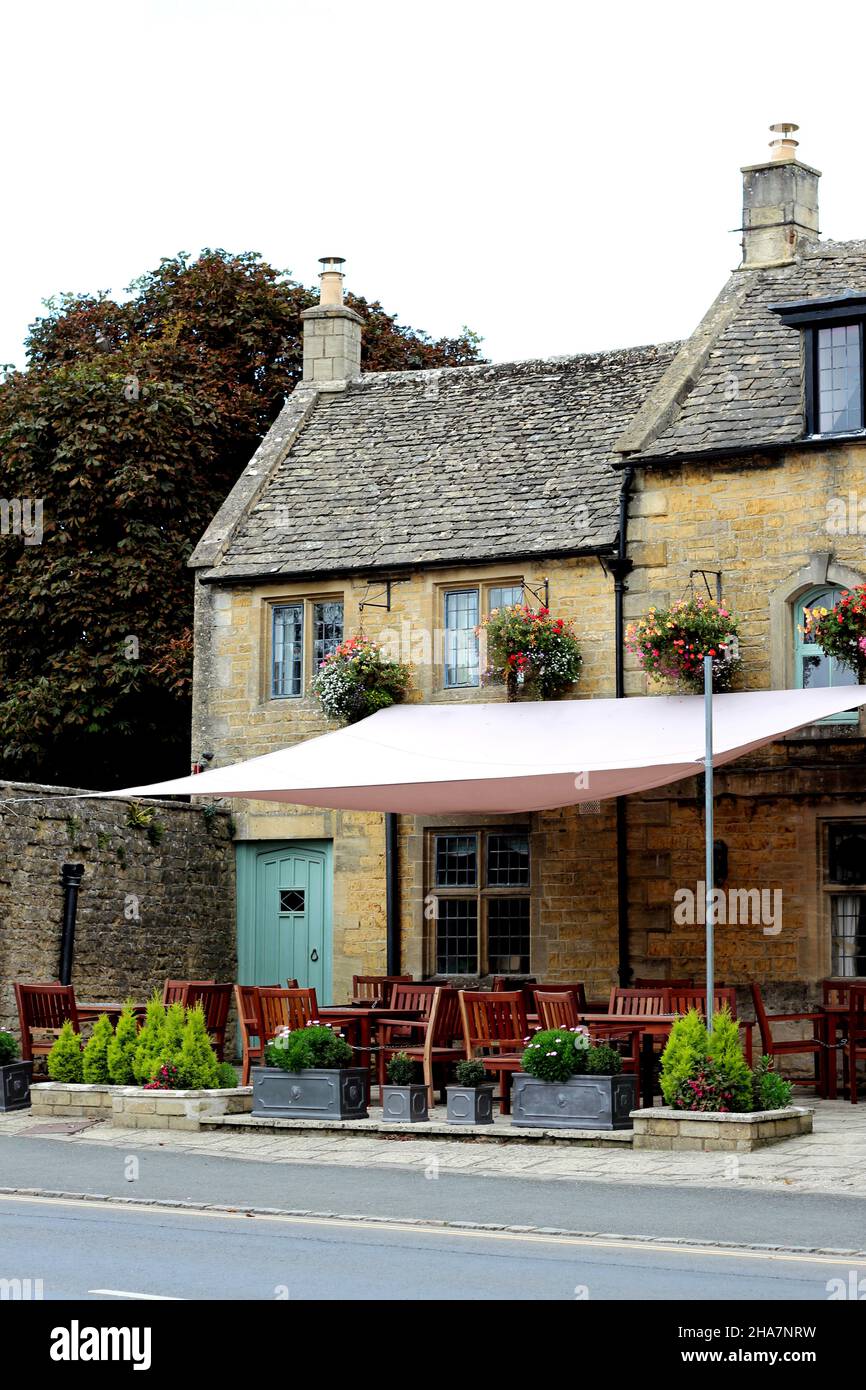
[511,1072,636,1130]
[631,1105,813,1152]
[251,1066,368,1120]
[0,1061,32,1112]
[446,1084,495,1125]
[31,1082,251,1131]
[381,1083,429,1123]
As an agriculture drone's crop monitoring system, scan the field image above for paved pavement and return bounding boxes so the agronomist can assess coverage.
[1,1094,864,1197]
[2,1195,861,1301]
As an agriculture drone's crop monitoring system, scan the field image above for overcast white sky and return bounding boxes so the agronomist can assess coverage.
[2,0,865,371]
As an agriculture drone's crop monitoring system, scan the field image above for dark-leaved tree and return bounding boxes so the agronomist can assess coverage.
[0,250,483,787]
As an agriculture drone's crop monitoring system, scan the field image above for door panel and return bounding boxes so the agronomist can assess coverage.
[237,841,333,1002]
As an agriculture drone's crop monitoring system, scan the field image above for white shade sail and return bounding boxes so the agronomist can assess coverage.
[103,686,866,815]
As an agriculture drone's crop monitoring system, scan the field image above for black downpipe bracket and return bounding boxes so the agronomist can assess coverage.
[58,862,84,986]
[385,812,400,975]
[609,466,635,987]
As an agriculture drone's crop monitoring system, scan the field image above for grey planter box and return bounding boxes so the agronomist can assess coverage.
[381,1083,429,1123]
[0,1061,32,1112]
[511,1072,636,1130]
[446,1084,495,1125]
[251,1066,368,1120]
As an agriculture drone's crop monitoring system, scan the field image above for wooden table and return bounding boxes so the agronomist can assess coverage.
[77,1001,146,1023]
[577,1012,678,1108]
[317,1006,424,1102]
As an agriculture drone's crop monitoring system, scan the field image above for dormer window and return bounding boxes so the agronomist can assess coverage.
[770,292,866,438]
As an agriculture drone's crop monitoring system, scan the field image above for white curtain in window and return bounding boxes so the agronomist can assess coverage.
[832,895,864,977]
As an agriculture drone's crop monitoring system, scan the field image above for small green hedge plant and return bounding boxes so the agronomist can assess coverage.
[386,1052,419,1085]
[132,992,167,1084]
[752,1055,793,1111]
[662,1007,756,1113]
[107,1004,139,1084]
[266,1023,353,1072]
[82,1014,114,1084]
[660,1009,709,1105]
[177,1005,220,1089]
[585,1043,623,1076]
[455,1059,488,1088]
[706,1007,752,1112]
[0,1031,19,1065]
[47,1020,83,1083]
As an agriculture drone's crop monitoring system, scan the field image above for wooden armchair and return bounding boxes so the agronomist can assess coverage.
[844,983,866,1103]
[459,990,528,1115]
[234,985,265,1085]
[609,987,672,1015]
[534,989,581,1030]
[258,987,319,1039]
[183,983,232,1060]
[163,978,214,1005]
[750,984,825,1091]
[352,975,411,1005]
[378,987,463,1107]
[14,983,80,1064]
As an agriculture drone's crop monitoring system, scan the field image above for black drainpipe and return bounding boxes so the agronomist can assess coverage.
[385,812,400,975]
[608,466,635,986]
[58,862,84,986]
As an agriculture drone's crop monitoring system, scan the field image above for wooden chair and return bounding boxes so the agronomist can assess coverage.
[459,990,528,1115]
[532,982,587,1012]
[15,983,80,1064]
[163,978,214,1005]
[609,987,671,1016]
[378,987,463,1107]
[183,983,232,1061]
[669,987,738,1018]
[352,974,411,1004]
[844,983,866,1104]
[750,984,825,1091]
[284,979,299,989]
[234,985,266,1085]
[823,979,852,1009]
[534,989,581,1030]
[258,987,319,1039]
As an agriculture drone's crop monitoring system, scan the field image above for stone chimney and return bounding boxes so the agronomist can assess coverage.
[301,256,363,386]
[740,123,820,269]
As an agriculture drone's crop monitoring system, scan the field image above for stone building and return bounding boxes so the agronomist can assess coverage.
[190,130,866,1008]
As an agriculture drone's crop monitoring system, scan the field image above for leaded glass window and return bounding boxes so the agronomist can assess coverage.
[313,601,344,670]
[272,604,303,697]
[444,589,480,687]
[818,325,863,435]
[825,823,866,977]
[430,829,530,975]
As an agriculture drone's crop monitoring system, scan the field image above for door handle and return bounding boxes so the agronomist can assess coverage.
[310,949,319,963]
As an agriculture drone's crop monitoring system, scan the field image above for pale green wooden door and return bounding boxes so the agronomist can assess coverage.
[236,841,333,1002]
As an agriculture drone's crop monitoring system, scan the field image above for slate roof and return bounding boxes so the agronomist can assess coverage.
[193,345,680,581]
[620,239,866,464]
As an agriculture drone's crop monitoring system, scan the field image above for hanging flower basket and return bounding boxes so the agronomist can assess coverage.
[312,636,411,725]
[626,596,741,694]
[480,604,582,701]
[802,586,866,683]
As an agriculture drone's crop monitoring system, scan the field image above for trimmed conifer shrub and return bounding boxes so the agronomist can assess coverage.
[107,1004,139,1084]
[82,1014,114,1084]
[177,1005,220,1089]
[47,1020,83,1083]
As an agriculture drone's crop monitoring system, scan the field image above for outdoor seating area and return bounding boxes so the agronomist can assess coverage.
[14,971,866,1119]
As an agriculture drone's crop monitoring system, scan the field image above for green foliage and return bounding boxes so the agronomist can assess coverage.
[82,1014,114,1084]
[266,1023,353,1072]
[176,1004,220,1089]
[481,604,582,700]
[47,1020,83,1082]
[455,1059,487,1088]
[752,1055,793,1112]
[660,1009,709,1104]
[107,1004,139,1084]
[706,1007,752,1112]
[0,250,483,787]
[0,1031,19,1064]
[672,1060,740,1112]
[627,596,742,693]
[155,1002,186,1073]
[585,1043,623,1076]
[386,1052,419,1086]
[132,992,166,1085]
[215,1061,239,1088]
[312,636,411,725]
[522,1028,586,1082]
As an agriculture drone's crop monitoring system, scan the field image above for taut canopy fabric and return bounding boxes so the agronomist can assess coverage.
[104,687,866,815]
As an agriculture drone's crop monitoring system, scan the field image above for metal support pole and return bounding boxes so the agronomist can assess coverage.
[703,655,714,1029]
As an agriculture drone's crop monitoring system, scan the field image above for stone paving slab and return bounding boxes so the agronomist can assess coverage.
[1,1094,864,1197]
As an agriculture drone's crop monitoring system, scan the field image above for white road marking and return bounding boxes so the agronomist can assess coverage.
[88,1289,182,1300]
